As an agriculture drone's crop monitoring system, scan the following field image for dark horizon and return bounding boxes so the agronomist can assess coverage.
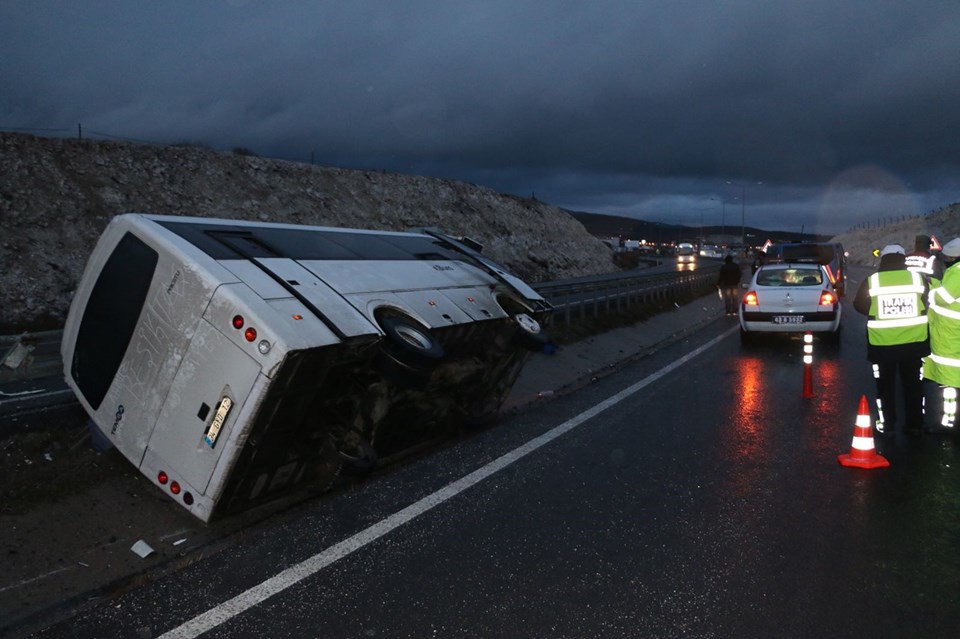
[3,2,959,235]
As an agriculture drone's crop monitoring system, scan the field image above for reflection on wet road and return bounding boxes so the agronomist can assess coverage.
[38,308,960,639]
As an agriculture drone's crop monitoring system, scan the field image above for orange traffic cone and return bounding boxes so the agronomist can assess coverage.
[838,395,889,469]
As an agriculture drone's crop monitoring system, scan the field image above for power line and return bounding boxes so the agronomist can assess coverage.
[0,126,72,133]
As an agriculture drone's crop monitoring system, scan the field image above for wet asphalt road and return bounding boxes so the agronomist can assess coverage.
[29,303,960,638]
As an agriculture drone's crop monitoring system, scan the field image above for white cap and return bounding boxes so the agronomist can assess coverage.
[941,238,960,258]
[880,244,905,257]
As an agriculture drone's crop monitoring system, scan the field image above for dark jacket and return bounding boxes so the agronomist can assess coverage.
[717,258,741,288]
[853,253,930,363]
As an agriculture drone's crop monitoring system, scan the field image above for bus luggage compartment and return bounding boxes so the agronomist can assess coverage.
[62,214,552,521]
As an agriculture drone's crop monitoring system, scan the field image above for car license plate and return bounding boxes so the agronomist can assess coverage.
[773,315,804,324]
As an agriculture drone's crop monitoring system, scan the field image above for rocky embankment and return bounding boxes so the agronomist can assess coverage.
[830,203,960,265]
[0,133,615,332]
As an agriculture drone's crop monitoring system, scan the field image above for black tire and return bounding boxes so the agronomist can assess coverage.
[376,349,433,390]
[375,316,443,389]
[379,316,444,367]
[325,436,378,474]
[511,313,550,351]
[739,327,756,346]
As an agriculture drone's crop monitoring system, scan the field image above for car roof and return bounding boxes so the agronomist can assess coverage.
[757,262,824,270]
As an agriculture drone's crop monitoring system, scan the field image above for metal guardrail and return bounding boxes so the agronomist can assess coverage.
[539,264,721,324]
[0,265,722,385]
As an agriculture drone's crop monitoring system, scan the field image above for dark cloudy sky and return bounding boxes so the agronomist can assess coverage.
[3,0,960,235]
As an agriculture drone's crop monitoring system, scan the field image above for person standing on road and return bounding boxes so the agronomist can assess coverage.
[853,244,930,436]
[921,238,960,432]
[717,255,742,316]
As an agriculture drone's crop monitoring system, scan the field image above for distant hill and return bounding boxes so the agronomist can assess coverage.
[568,211,832,245]
[570,203,960,267]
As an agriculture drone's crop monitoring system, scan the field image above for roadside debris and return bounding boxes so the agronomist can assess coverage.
[130,540,155,559]
[2,341,34,370]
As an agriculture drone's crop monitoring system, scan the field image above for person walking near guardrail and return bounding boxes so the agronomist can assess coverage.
[853,244,930,437]
[717,255,742,316]
[921,238,960,432]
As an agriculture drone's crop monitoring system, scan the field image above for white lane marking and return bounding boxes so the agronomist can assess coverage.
[0,567,73,594]
[160,325,737,639]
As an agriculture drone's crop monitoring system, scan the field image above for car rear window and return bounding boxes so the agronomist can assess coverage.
[767,243,835,265]
[757,267,823,286]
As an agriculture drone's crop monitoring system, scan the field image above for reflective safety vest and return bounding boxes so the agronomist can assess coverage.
[923,264,960,387]
[905,252,936,277]
[866,270,928,346]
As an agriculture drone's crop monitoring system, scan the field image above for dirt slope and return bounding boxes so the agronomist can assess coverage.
[829,203,960,265]
[0,133,615,332]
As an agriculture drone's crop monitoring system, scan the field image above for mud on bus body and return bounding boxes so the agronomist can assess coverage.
[61,214,552,522]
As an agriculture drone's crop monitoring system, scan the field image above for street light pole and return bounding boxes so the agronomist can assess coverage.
[740,185,746,248]
[708,196,725,246]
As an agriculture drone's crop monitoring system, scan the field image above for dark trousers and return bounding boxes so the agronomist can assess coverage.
[721,287,739,314]
[874,358,924,432]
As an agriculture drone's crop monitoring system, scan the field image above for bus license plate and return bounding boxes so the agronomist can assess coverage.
[204,396,233,448]
[773,315,804,324]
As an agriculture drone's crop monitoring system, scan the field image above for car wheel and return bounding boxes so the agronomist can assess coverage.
[511,313,550,351]
[739,327,756,346]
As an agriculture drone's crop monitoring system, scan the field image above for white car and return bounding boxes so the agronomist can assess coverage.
[739,262,841,345]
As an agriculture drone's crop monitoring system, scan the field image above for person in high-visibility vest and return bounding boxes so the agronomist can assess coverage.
[921,238,960,431]
[853,244,930,436]
[905,234,944,281]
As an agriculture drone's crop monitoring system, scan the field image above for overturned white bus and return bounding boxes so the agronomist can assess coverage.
[61,214,551,521]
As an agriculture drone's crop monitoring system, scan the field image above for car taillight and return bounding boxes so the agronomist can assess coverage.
[743,291,759,306]
[819,291,837,305]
